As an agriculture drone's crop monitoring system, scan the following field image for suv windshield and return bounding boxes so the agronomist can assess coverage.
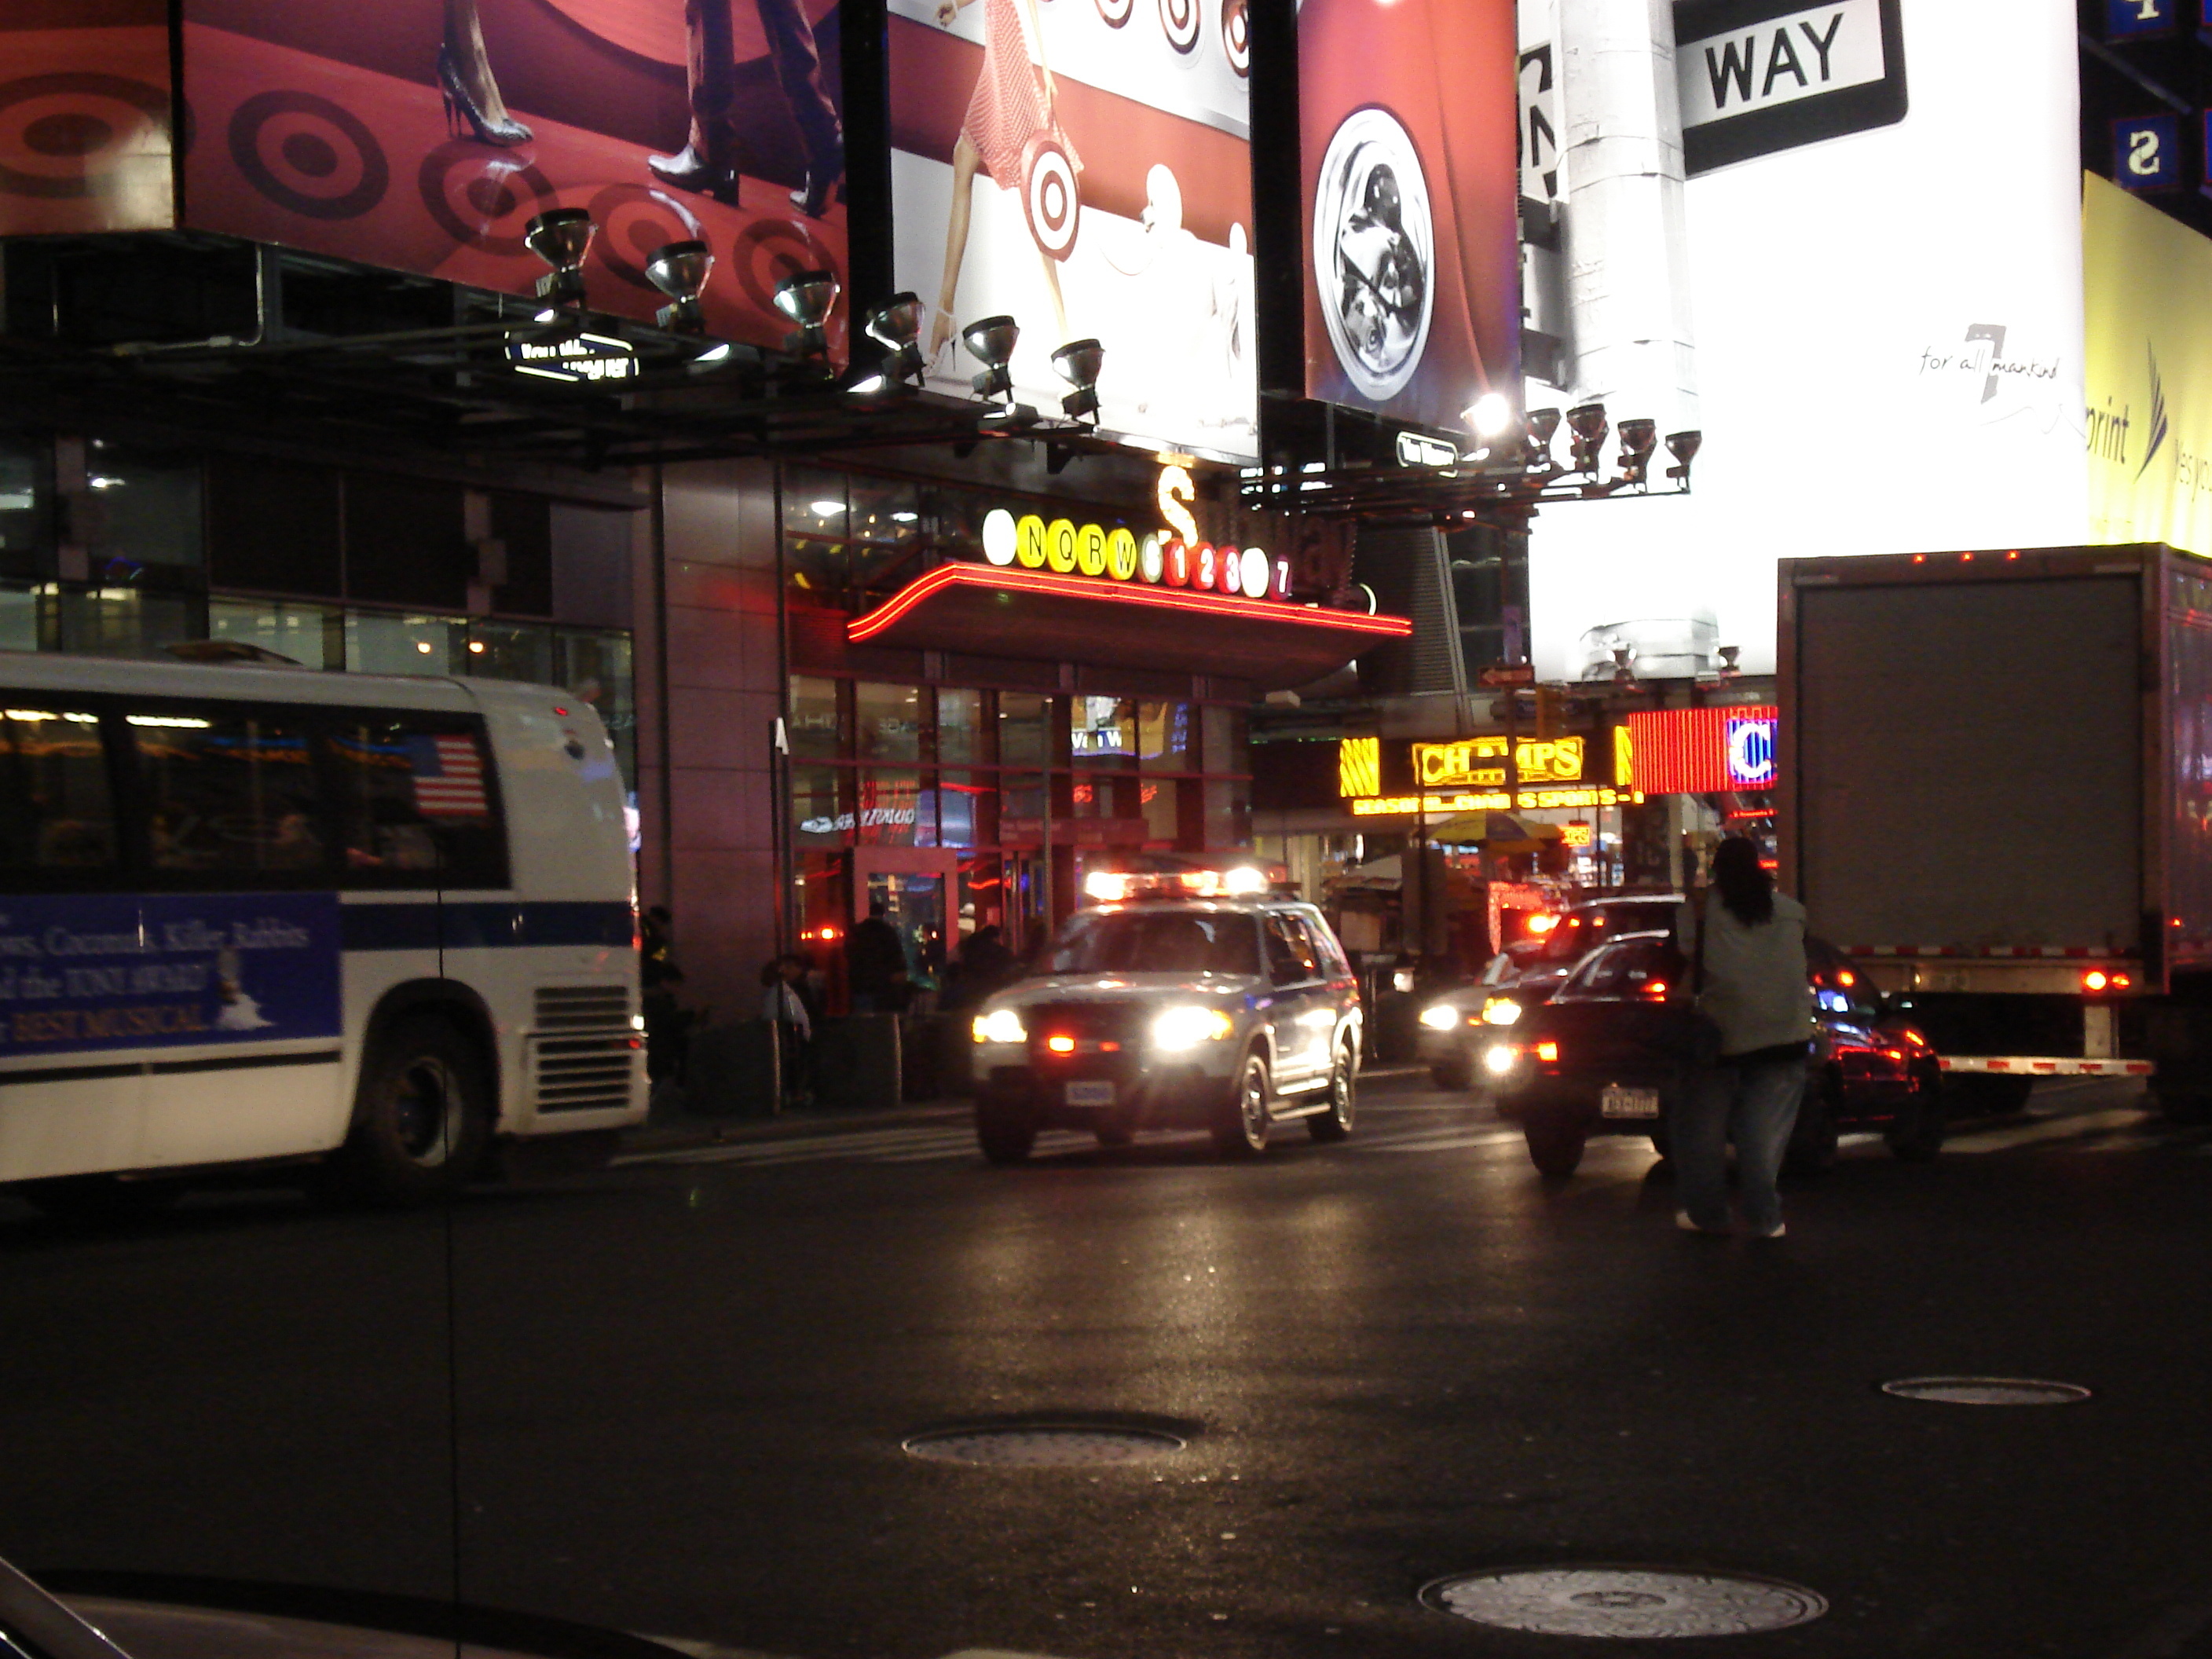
[1557,933,1679,999]
[1536,901,1677,963]
[1047,909,1262,976]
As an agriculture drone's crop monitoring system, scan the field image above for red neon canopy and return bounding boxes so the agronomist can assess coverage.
[848,564,1412,690]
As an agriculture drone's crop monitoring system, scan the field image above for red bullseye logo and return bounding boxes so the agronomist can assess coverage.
[227,90,388,220]
[418,142,558,254]
[584,183,708,291]
[1096,0,1133,25]
[731,218,840,331]
[1221,0,1249,75]
[0,72,169,200]
[1159,0,1201,53]
[1023,134,1079,261]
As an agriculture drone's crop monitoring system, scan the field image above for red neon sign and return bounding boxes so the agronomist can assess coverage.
[848,563,1415,646]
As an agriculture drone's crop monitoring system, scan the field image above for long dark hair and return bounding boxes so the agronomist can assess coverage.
[1709,836,1774,927]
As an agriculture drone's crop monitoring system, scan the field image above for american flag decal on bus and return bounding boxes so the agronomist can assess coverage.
[407,733,489,817]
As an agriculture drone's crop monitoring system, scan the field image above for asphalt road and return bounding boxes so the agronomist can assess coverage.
[2,1074,2208,1659]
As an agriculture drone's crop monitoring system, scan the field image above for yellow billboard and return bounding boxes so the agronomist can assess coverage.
[2086,174,2212,555]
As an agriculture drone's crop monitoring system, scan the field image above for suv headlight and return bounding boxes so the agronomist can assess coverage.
[1481,998,1522,1026]
[1152,1005,1235,1050]
[972,1008,1027,1045]
[1419,1003,1462,1031]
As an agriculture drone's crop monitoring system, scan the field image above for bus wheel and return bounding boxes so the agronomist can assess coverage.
[338,1014,492,1204]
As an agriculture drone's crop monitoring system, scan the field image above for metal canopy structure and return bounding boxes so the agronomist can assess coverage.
[0,236,1160,488]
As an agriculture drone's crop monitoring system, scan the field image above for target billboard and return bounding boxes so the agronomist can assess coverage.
[1297,0,1521,434]
[886,0,1258,460]
[0,0,855,355]
[0,0,176,233]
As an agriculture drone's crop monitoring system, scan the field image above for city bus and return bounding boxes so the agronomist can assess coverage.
[0,648,645,1212]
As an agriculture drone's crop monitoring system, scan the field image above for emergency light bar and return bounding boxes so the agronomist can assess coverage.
[1082,866,1271,903]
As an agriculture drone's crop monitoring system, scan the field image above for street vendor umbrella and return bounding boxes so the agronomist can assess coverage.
[1481,811,1564,851]
[1426,814,1491,845]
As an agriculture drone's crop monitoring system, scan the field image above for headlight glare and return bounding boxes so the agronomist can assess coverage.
[1152,1005,1235,1050]
[1481,1043,1519,1077]
[972,1008,1027,1045]
[1481,998,1522,1026]
[1419,1003,1461,1031]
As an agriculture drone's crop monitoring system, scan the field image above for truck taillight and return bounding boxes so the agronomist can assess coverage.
[2082,970,2132,993]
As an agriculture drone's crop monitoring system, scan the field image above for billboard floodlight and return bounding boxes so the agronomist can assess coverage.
[645,240,712,334]
[964,315,1020,401]
[1051,338,1103,422]
[525,208,595,307]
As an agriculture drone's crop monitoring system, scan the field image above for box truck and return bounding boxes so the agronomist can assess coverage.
[1778,543,2209,1121]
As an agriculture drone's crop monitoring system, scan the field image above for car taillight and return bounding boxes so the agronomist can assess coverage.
[1046,1035,1076,1053]
[1536,1040,1559,1064]
[1641,980,1668,999]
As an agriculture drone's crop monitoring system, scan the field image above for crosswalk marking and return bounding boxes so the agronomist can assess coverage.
[1943,1107,2152,1152]
[613,1099,2208,1172]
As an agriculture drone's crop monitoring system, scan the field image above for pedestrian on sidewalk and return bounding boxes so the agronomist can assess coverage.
[761,954,814,1110]
[845,900,910,1014]
[1673,837,1812,1240]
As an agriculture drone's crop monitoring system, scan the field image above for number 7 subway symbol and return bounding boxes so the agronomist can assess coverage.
[1965,323,2006,405]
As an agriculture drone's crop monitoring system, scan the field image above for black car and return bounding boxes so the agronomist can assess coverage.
[1415,893,1686,1090]
[1488,931,1946,1177]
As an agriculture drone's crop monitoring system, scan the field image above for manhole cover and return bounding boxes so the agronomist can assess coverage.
[1881,1376,2093,1406]
[902,1425,1186,1466]
[1421,1566,1827,1638]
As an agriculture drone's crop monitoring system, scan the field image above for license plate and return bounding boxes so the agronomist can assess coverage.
[1064,1080,1115,1107]
[1600,1085,1661,1119]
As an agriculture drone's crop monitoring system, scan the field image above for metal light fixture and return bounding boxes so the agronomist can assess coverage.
[1615,417,1657,486]
[1565,402,1609,474]
[524,208,595,308]
[865,291,927,387]
[644,239,712,335]
[963,314,1020,402]
[1050,337,1103,422]
[774,268,841,357]
[1665,429,1703,486]
[1525,406,1562,469]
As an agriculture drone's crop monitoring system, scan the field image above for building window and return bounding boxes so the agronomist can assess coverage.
[207,598,342,669]
[788,675,843,759]
[81,439,203,577]
[855,682,924,763]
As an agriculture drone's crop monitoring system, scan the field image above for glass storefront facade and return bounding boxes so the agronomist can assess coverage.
[780,463,1257,974]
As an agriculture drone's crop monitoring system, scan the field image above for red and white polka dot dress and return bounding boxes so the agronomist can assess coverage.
[960,0,1077,188]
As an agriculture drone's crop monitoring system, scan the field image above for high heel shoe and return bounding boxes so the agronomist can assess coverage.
[437,46,532,148]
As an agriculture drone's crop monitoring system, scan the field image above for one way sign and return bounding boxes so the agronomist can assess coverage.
[1672,0,1908,176]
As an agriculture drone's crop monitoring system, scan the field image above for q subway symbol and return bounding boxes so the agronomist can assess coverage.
[1726,716,1777,788]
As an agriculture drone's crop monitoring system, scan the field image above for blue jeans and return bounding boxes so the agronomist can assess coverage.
[1675,1056,1807,1234]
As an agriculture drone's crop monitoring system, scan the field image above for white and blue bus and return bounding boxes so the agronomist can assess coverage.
[0,649,645,1211]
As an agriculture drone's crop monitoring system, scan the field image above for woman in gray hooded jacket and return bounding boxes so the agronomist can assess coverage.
[1674,837,1813,1239]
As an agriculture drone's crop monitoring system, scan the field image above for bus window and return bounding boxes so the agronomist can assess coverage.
[0,703,115,874]
[126,707,324,877]
[324,717,507,888]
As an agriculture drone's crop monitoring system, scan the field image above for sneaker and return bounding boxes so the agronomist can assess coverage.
[1675,1210,1727,1235]
[1749,1221,1787,1239]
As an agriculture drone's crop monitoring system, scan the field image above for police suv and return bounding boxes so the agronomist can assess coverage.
[969,871,1363,1162]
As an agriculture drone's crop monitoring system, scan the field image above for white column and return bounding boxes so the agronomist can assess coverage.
[1556,0,1698,434]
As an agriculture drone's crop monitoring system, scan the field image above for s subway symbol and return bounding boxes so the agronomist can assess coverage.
[2130,127,2163,176]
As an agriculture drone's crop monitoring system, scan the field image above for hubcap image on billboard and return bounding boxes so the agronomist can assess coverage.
[1312,106,1433,401]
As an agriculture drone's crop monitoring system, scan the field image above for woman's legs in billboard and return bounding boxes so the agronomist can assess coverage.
[438,0,532,147]
[929,133,983,359]
[1035,246,1067,350]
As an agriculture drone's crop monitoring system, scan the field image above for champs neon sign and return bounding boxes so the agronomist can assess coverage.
[977,466,1291,602]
